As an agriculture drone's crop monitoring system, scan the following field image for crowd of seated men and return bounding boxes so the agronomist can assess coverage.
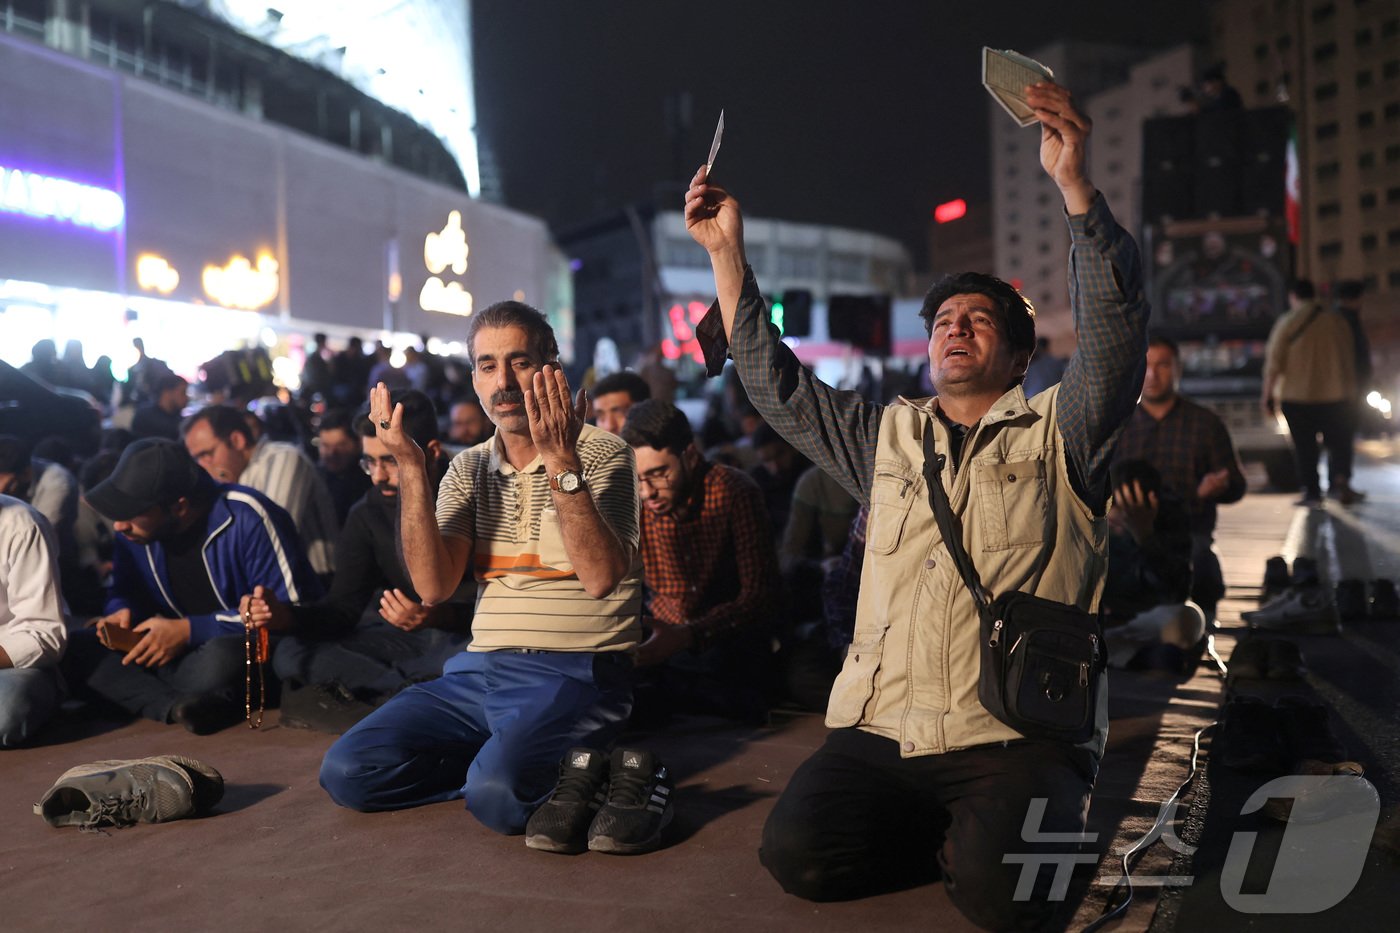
[3,326,1242,752]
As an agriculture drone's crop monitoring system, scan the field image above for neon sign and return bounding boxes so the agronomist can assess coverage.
[421,210,474,315]
[0,164,124,232]
[662,300,710,363]
[203,250,280,310]
[136,254,180,295]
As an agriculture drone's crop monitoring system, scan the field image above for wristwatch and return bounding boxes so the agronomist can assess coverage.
[550,469,586,494]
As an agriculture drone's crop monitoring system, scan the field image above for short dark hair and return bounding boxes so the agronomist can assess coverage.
[318,408,356,436]
[181,404,255,445]
[1110,458,1163,498]
[0,435,32,474]
[918,272,1036,357]
[153,373,187,395]
[1291,279,1316,300]
[592,371,652,403]
[465,300,559,368]
[354,389,440,450]
[620,400,693,456]
[1147,333,1180,358]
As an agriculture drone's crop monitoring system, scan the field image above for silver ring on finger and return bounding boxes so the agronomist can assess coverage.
[379,419,390,430]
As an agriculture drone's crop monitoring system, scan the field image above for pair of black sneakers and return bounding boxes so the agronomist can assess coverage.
[525,747,674,855]
[1218,694,1346,774]
[1335,578,1400,622]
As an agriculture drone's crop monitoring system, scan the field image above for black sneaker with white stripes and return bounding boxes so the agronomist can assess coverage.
[586,748,674,855]
[525,747,610,854]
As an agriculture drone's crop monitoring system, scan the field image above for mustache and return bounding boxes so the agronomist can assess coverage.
[490,388,525,407]
[375,481,398,495]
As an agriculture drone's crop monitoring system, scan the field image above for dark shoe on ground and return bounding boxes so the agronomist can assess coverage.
[279,682,377,734]
[1276,695,1348,765]
[1290,556,1320,588]
[1218,696,1285,773]
[1293,494,1324,508]
[1265,639,1307,681]
[35,755,224,829]
[525,748,611,854]
[1329,485,1366,506]
[1371,579,1400,620]
[169,695,242,735]
[1226,638,1270,683]
[586,748,675,855]
[1242,586,1341,635]
[1336,579,1369,622]
[1260,556,1292,605]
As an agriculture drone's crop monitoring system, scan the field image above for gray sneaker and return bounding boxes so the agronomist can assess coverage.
[1241,586,1341,635]
[34,755,224,830]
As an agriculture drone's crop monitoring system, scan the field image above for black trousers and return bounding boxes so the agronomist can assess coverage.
[761,728,1096,932]
[64,628,246,723]
[1281,400,1354,496]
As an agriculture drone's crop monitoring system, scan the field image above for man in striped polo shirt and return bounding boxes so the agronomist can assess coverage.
[320,301,644,836]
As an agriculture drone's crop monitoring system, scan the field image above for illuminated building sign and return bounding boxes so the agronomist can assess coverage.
[0,164,125,232]
[934,199,967,224]
[421,210,474,316]
[203,250,280,310]
[136,254,180,295]
[662,300,710,363]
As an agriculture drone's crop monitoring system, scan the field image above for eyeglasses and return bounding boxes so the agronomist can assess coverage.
[638,468,673,491]
[359,454,398,475]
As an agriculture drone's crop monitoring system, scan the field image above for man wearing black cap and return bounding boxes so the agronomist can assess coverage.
[69,438,323,733]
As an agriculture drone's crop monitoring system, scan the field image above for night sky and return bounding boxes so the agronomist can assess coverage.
[472,1,1211,264]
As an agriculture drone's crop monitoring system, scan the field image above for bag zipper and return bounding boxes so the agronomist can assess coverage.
[989,617,1003,648]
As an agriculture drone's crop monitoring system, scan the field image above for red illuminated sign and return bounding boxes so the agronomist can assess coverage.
[933,199,967,224]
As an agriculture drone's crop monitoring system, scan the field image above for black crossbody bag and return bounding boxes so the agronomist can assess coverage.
[921,432,1103,744]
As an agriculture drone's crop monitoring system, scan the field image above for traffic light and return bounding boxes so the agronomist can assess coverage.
[777,288,812,337]
[829,293,891,355]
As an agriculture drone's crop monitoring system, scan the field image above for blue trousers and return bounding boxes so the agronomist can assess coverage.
[0,666,64,748]
[320,649,632,834]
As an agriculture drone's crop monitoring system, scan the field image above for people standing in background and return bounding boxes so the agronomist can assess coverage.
[1334,279,1374,458]
[1262,280,1360,506]
[131,375,190,441]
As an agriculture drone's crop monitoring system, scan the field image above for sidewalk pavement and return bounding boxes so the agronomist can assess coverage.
[1074,449,1400,931]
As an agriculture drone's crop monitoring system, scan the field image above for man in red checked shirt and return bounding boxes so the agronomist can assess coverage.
[620,399,779,724]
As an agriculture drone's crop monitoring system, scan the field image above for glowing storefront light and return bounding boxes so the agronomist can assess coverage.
[136,254,180,294]
[203,251,281,310]
[0,164,125,232]
[420,276,473,316]
[420,210,473,315]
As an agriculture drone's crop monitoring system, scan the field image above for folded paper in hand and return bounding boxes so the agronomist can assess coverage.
[982,47,1054,127]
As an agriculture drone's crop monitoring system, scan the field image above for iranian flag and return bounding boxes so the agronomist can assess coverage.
[1284,123,1300,244]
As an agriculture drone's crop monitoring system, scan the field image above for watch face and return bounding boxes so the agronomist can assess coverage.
[558,471,582,493]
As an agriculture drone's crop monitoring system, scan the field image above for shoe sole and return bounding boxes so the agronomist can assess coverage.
[524,833,587,855]
[587,808,674,855]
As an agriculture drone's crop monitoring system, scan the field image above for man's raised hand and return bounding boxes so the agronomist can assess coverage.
[685,165,745,259]
[1026,82,1095,214]
[369,381,424,466]
[524,364,586,471]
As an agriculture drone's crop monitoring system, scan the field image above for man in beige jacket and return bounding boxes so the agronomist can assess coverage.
[1261,279,1360,506]
[686,80,1148,930]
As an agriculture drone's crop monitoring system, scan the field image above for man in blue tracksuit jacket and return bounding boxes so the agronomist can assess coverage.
[71,438,322,733]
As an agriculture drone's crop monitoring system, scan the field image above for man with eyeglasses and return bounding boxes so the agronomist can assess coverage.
[620,399,778,724]
[182,404,340,581]
[245,390,472,732]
